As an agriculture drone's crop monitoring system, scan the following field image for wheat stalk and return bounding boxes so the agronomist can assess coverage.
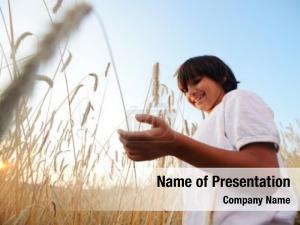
[152,62,160,106]
[14,32,33,56]
[35,74,53,87]
[94,11,139,188]
[160,83,168,96]
[52,0,63,14]
[0,3,92,140]
[184,119,190,136]
[81,101,93,127]
[104,62,110,77]
[89,73,98,91]
[60,50,72,72]
[70,84,84,103]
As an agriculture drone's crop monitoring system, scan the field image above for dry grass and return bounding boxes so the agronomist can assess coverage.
[0,1,299,225]
[0,2,183,224]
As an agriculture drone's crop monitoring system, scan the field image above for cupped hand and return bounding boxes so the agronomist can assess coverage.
[118,114,177,161]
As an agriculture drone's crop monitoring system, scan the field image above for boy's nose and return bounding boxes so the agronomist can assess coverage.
[186,86,197,97]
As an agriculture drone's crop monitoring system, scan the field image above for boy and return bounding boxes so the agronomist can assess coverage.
[118,55,296,225]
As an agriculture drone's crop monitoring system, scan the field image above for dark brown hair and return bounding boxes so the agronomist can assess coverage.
[176,55,239,93]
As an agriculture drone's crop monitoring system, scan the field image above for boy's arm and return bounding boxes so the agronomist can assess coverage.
[173,132,278,168]
[118,114,279,168]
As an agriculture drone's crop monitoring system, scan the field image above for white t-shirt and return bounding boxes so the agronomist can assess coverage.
[183,89,296,225]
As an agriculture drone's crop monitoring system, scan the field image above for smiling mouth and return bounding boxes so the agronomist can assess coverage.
[194,93,206,104]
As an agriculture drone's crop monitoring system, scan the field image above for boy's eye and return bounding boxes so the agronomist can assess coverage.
[192,77,203,84]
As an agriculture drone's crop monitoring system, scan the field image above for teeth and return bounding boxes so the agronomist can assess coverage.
[197,93,205,102]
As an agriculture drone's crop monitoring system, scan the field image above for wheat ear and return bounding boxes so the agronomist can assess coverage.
[0,3,92,140]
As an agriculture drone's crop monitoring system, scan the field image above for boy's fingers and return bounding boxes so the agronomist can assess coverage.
[123,146,145,161]
[119,135,145,149]
[118,129,152,141]
[135,114,154,124]
[135,114,163,127]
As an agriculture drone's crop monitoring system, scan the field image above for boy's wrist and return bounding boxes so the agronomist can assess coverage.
[168,131,182,157]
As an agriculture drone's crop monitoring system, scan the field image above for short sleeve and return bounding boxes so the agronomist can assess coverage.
[224,90,280,151]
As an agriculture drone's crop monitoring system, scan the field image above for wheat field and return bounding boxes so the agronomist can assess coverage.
[0,1,299,225]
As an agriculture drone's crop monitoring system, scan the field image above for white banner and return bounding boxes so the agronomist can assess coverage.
[62,168,300,211]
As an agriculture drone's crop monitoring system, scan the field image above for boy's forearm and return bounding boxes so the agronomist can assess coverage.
[171,132,277,168]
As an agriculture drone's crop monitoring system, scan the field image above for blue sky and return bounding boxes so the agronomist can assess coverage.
[91,0,300,126]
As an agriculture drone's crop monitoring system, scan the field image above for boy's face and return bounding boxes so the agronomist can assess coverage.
[185,76,225,113]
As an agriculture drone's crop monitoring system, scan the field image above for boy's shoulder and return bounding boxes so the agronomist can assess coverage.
[225,89,258,98]
[223,89,273,114]
[224,89,263,103]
